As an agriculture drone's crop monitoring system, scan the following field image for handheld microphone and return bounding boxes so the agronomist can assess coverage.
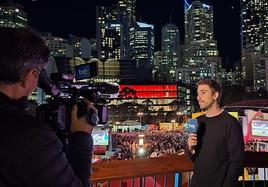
[188,118,199,154]
[188,118,199,134]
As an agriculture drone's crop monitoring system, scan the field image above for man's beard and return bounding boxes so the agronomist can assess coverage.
[200,99,216,111]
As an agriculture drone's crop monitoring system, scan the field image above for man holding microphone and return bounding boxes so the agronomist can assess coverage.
[187,79,244,187]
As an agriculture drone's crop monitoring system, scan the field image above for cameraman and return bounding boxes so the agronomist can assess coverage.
[0,27,93,187]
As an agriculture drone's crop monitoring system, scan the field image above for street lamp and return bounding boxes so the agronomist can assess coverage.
[171,119,176,131]
[137,112,144,125]
[176,111,182,124]
[137,134,146,158]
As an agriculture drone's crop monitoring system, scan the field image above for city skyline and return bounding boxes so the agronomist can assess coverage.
[11,0,240,69]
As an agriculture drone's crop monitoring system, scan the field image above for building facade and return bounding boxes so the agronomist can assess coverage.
[0,4,27,28]
[184,0,221,81]
[161,23,180,81]
[241,0,268,49]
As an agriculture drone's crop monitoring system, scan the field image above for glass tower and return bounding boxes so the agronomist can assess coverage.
[241,0,268,49]
[0,4,27,28]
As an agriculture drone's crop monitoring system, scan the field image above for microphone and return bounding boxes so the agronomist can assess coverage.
[97,82,119,94]
[188,118,199,134]
[188,118,199,154]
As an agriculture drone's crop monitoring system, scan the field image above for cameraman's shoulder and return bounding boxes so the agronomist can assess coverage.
[24,114,56,136]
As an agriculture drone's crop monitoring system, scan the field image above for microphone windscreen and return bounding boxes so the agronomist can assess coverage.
[188,118,199,133]
[98,82,119,94]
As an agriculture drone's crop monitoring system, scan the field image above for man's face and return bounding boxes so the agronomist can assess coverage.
[197,84,218,111]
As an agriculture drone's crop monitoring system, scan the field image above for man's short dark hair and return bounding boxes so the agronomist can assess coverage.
[197,79,222,101]
[0,27,49,84]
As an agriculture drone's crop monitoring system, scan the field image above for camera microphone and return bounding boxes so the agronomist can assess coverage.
[97,82,119,94]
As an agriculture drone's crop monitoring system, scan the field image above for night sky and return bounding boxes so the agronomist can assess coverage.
[13,0,241,70]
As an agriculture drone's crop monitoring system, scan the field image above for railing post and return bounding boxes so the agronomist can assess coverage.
[253,169,256,187]
[187,172,191,187]
[164,174,167,187]
[174,172,182,187]
[153,176,157,187]
[264,168,266,187]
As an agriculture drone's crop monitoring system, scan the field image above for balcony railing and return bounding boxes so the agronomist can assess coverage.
[91,152,268,187]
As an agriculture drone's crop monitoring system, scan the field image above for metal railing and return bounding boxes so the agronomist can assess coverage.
[91,152,268,187]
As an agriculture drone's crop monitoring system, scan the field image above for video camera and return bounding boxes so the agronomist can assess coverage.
[36,62,119,142]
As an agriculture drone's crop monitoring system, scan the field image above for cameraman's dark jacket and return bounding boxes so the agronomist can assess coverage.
[0,92,93,187]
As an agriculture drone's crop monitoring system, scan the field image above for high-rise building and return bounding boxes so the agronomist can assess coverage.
[96,0,136,60]
[241,47,268,92]
[0,4,27,28]
[69,35,91,60]
[176,67,199,85]
[185,1,213,44]
[152,51,163,81]
[129,22,154,82]
[161,23,180,81]
[99,23,121,60]
[43,33,73,58]
[264,39,268,55]
[96,6,117,59]
[118,0,136,59]
[133,22,154,67]
[241,0,268,49]
[184,0,221,81]
[118,0,136,24]
[89,38,98,58]
[241,47,259,92]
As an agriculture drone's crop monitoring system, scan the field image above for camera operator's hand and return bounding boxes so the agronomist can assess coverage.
[70,101,95,134]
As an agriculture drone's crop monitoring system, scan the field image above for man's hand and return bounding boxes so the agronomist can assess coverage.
[188,133,197,152]
[70,101,95,134]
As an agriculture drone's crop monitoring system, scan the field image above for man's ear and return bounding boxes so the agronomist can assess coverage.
[19,69,36,88]
[213,91,219,100]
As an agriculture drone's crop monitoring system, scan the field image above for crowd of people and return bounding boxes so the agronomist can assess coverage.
[111,130,188,160]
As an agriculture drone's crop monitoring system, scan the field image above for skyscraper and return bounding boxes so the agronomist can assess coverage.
[241,0,268,49]
[100,23,121,60]
[0,4,27,28]
[241,0,268,91]
[96,0,136,60]
[96,6,118,60]
[133,22,154,67]
[184,0,221,80]
[118,0,136,59]
[185,1,213,44]
[43,33,73,58]
[161,23,180,81]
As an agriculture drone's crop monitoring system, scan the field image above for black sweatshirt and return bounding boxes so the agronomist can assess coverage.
[0,92,93,187]
[187,111,244,187]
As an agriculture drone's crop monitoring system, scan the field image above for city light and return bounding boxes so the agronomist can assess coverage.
[137,147,146,156]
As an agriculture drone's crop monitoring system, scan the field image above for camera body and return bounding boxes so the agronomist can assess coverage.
[36,62,118,143]
[36,83,110,141]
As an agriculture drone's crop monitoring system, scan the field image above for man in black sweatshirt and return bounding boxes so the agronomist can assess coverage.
[187,79,244,187]
[0,27,93,187]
